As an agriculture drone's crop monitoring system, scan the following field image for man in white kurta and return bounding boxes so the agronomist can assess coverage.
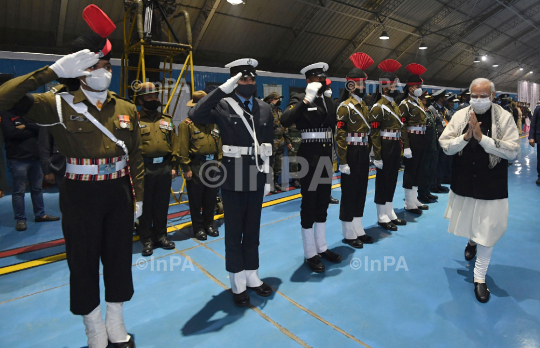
[439,78,520,303]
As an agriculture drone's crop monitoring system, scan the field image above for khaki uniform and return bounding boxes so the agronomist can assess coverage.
[271,105,289,183]
[177,118,222,233]
[370,96,404,205]
[0,66,143,315]
[336,95,371,221]
[138,109,179,244]
[399,95,427,190]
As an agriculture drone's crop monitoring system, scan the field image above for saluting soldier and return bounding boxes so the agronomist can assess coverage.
[178,90,223,241]
[0,6,140,348]
[336,53,376,249]
[264,91,289,193]
[281,62,342,273]
[188,59,274,307]
[398,63,429,214]
[137,82,178,256]
[287,123,302,188]
[369,59,407,232]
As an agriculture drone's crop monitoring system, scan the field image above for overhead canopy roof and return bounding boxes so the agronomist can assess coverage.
[2,0,540,91]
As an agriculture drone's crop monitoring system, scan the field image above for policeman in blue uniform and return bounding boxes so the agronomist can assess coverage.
[188,59,274,307]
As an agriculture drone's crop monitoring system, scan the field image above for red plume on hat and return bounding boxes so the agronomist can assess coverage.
[82,5,116,57]
[378,59,401,73]
[349,53,374,71]
[406,63,426,76]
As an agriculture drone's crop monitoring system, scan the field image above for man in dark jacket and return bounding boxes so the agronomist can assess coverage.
[0,111,59,231]
[38,127,66,187]
[530,103,540,185]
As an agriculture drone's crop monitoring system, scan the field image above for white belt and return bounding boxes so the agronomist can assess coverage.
[380,131,401,138]
[66,157,127,175]
[346,136,369,143]
[408,125,427,132]
[301,131,332,140]
[222,145,254,158]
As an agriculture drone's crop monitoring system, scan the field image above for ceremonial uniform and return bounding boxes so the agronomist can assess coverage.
[281,62,342,273]
[287,123,302,188]
[188,59,274,307]
[138,106,178,255]
[429,90,451,193]
[369,58,407,231]
[336,52,376,248]
[178,117,222,240]
[0,5,140,347]
[417,101,439,202]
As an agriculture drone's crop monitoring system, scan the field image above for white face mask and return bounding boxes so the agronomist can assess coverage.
[470,97,492,114]
[413,88,423,97]
[82,68,112,91]
[323,89,332,98]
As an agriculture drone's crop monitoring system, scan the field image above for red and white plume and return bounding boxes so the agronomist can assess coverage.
[83,5,116,38]
[406,63,427,76]
[378,59,401,73]
[349,53,374,71]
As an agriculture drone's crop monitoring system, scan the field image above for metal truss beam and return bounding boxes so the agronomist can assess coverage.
[192,0,222,51]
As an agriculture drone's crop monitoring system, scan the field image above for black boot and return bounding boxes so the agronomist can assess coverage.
[343,238,363,249]
[141,241,154,257]
[417,194,432,204]
[155,236,175,250]
[205,226,219,237]
[109,336,135,348]
[427,193,438,200]
[378,221,397,231]
[405,208,423,214]
[329,196,339,204]
[391,218,407,226]
[357,235,375,244]
[430,185,443,193]
[465,242,477,261]
[232,290,250,307]
[437,184,449,193]
[536,178,540,186]
[305,255,325,273]
[474,282,490,303]
[319,249,342,263]
[195,230,207,241]
[416,203,429,210]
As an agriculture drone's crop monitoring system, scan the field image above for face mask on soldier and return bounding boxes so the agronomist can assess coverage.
[82,68,112,91]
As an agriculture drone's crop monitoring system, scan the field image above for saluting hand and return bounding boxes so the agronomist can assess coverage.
[50,49,99,78]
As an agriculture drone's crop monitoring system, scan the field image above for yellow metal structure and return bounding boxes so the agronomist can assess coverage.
[121,0,195,206]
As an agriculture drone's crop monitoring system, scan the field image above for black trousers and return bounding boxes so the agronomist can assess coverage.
[374,140,401,205]
[222,187,265,273]
[403,133,427,189]
[138,160,172,243]
[60,176,134,315]
[300,157,332,229]
[340,146,370,221]
[186,158,218,233]
[436,147,453,184]
[419,150,438,196]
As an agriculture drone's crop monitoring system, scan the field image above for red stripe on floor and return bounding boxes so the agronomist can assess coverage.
[0,238,65,258]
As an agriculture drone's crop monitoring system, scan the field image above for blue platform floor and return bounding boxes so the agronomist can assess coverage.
[0,136,538,348]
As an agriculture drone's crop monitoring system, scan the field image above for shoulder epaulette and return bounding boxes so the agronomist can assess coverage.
[48,85,68,94]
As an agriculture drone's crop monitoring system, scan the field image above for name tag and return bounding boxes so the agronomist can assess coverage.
[194,130,201,134]
[140,124,147,128]
[153,157,164,164]
[308,107,317,111]
[70,115,88,122]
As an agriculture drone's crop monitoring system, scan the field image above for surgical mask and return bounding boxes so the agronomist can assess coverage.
[413,88,423,97]
[470,97,492,114]
[82,68,112,91]
[142,100,162,111]
[323,89,332,98]
[236,84,257,98]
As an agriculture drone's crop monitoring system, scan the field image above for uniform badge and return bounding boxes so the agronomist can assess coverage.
[96,100,103,109]
[140,124,147,128]
[118,115,131,129]
[70,115,88,122]
[211,128,220,137]
[159,120,173,131]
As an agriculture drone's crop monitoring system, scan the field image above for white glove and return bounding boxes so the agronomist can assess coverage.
[403,148,413,158]
[219,73,242,94]
[304,82,322,103]
[134,201,143,221]
[50,49,99,79]
[374,160,383,169]
[339,164,351,175]
[264,183,271,196]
